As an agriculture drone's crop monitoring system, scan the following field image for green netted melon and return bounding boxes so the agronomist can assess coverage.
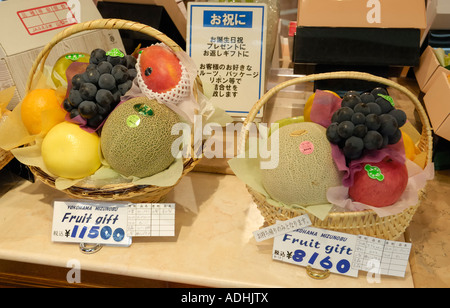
[101,97,180,178]
[261,122,342,206]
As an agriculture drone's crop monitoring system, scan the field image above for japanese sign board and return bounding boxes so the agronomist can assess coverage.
[187,3,267,119]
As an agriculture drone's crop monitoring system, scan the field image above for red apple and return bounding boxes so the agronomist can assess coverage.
[139,45,182,93]
[348,158,408,207]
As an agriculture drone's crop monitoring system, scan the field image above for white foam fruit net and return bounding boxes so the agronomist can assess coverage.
[135,44,191,106]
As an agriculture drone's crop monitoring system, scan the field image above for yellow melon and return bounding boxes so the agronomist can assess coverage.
[261,122,342,206]
[100,97,180,178]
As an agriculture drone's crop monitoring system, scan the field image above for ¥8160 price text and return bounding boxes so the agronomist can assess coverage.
[292,249,351,274]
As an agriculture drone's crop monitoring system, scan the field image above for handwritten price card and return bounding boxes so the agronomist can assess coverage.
[127,203,175,237]
[352,235,412,277]
[273,227,359,277]
[273,226,412,278]
[52,201,177,247]
[52,200,131,247]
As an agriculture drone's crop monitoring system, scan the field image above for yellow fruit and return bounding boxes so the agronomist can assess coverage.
[42,122,101,179]
[0,109,11,118]
[21,88,66,135]
[51,53,90,88]
[101,97,180,178]
[304,90,341,122]
[401,130,419,161]
[261,122,342,206]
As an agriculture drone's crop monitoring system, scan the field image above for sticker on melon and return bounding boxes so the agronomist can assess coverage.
[260,122,343,206]
[100,97,181,178]
[303,90,340,122]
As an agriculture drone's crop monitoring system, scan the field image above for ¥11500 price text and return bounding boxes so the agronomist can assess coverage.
[55,225,126,242]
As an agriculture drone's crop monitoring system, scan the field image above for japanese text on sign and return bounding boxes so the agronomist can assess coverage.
[204,10,253,28]
[253,215,312,242]
[187,3,266,117]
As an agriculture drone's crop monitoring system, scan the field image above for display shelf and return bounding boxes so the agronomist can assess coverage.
[0,171,414,288]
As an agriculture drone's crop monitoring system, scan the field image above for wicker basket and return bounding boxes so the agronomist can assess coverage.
[241,71,433,240]
[23,19,202,203]
[0,148,14,171]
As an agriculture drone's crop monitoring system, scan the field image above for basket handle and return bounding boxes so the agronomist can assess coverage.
[240,71,433,165]
[25,18,185,93]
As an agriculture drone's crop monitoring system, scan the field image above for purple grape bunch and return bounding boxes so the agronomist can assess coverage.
[326,87,407,160]
[62,48,137,128]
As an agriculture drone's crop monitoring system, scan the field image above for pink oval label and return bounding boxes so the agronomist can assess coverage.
[299,141,314,155]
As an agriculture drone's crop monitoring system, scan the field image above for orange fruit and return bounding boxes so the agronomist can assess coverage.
[401,130,419,161]
[20,88,66,135]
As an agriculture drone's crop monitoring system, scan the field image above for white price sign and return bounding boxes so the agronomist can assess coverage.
[272,226,412,278]
[51,201,177,247]
[52,200,131,247]
[273,227,359,277]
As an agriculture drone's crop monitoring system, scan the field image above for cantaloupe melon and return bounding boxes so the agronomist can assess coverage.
[261,122,342,206]
[100,97,180,178]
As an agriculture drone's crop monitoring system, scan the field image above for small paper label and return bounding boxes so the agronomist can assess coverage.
[106,48,124,58]
[126,115,141,128]
[65,53,85,61]
[253,214,312,242]
[127,203,175,237]
[134,103,154,117]
[352,235,412,277]
[17,2,78,36]
[365,164,384,181]
[377,94,395,106]
[299,141,314,155]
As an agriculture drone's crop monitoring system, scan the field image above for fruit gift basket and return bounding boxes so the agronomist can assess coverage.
[0,19,230,203]
[229,71,434,240]
[0,87,16,171]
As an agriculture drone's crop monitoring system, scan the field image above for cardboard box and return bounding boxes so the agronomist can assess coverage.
[429,0,450,30]
[297,0,426,29]
[98,0,187,40]
[0,0,124,109]
[293,27,421,67]
[423,67,450,141]
[293,0,426,74]
[414,46,450,92]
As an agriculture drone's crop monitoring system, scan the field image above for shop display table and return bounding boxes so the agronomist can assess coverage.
[0,171,414,288]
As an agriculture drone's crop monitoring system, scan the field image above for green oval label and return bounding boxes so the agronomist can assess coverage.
[106,48,124,58]
[65,53,85,61]
[133,103,154,117]
[377,94,395,107]
[126,115,141,128]
[364,164,384,181]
